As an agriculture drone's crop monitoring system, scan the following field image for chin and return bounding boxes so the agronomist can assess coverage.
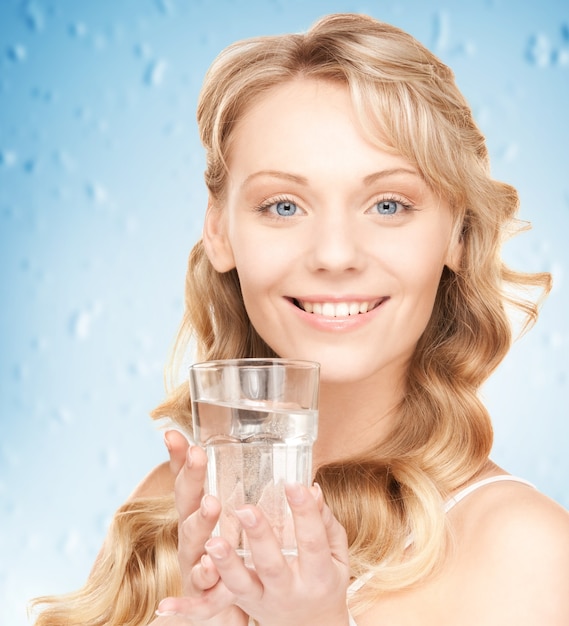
[317,362,378,386]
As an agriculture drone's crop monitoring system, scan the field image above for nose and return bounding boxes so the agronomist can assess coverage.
[306,210,365,274]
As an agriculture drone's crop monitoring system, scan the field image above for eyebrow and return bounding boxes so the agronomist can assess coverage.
[241,168,421,188]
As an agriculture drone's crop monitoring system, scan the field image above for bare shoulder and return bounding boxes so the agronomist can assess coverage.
[461,478,569,552]
[127,461,176,500]
[448,477,569,624]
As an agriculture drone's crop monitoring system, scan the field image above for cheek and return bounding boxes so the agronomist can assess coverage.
[234,256,276,319]
[394,237,448,304]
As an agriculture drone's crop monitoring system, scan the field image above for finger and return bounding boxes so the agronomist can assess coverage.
[319,500,349,566]
[156,582,237,622]
[190,553,221,592]
[231,506,292,591]
[178,494,222,588]
[174,445,207,521]
[285,483,338,578]
[163,430,190,475]
[309,482,325,512]
[204,536,264,599]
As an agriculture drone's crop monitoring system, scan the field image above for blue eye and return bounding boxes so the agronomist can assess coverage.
[274,201,298,216]
[376,200,399,215]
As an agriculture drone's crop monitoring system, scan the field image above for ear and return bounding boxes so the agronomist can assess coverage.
[444,222,464,272]
[202,198,236,272]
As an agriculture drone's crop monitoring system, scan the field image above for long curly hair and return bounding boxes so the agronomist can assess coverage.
[31,13,550,624]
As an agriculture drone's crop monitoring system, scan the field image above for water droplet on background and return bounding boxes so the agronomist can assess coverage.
[144,59,168,86]
[552,47,569,67]
[6,44,27,63]
[68,303,102,340]
[134,42,153,59]
[85,181,108,204]
[526,34,552,67]
[68,21,88,38]
[23,158,37,174]
[22,2,46,31]
[156,0,175,15]
[12,363,29,382]
[0,150,18,167]
[496,142,518,163]
[432,11,450,52]
[100,446,119,470]
[59,529,83,557]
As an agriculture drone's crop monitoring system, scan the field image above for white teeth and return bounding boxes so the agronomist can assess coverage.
[297,299,380,317]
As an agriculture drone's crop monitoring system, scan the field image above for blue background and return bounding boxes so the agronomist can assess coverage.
[1,1,568,623]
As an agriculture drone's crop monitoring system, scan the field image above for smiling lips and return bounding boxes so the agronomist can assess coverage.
[293,298,385,318]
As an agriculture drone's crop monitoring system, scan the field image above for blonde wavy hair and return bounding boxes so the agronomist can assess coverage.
[31,13,551,624]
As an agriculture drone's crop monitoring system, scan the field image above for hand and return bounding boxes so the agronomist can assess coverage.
[163,429,190,475]
[202,483,351,626]
[157,431,248,626]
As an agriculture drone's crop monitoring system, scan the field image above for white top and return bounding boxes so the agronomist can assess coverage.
[346,474,535,625]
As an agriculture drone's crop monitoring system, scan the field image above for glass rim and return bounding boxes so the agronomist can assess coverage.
[188,358,320,371]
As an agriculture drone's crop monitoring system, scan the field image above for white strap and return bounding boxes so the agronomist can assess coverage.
[347,475,535,602]
[443,475,535,513]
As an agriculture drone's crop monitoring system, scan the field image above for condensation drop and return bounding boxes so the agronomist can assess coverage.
[92,33,108,51]
[30,336,49,351]
[23,1,46,32]
[432,11,450,53]
[68,21,88,38]
[546,331,564,350]
[51,407,74,426]
[12,363,29,381]
[144,59,168,86]
[496,143,518,163]
[100,447,119,470]
[134,42,153,59]
[23,158,37,174]
[526,34,553,67]
[156,0,175,15]
[85,182,108,204]
[54,150,76,172]
[30,86,57,103]
[70,311,91,340]
[6,44,27,62]
[59,529,83,557]
[128,359,150,377]
[68,303,102,340]
[0,150,17,167]
[553,47,569,67]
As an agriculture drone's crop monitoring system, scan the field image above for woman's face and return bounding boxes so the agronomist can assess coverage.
[205,79,461,384]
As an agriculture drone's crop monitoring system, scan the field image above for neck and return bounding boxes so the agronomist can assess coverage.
[313,373,405,469]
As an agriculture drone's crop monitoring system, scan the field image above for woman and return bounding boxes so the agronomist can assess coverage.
[32,13,569,626]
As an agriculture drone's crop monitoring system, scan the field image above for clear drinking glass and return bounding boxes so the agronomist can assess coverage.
[189,358,320,563]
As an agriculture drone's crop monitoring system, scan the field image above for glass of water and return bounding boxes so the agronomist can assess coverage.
[189,358,320,563]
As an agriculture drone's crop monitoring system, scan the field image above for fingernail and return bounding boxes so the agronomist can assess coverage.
[285,482,305,505]
[235,507,257,528]
[205,538,229,560]
[163,431,173,452]
[200,494,211,517]
[156,599,177,616]
[310,482,322,502]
